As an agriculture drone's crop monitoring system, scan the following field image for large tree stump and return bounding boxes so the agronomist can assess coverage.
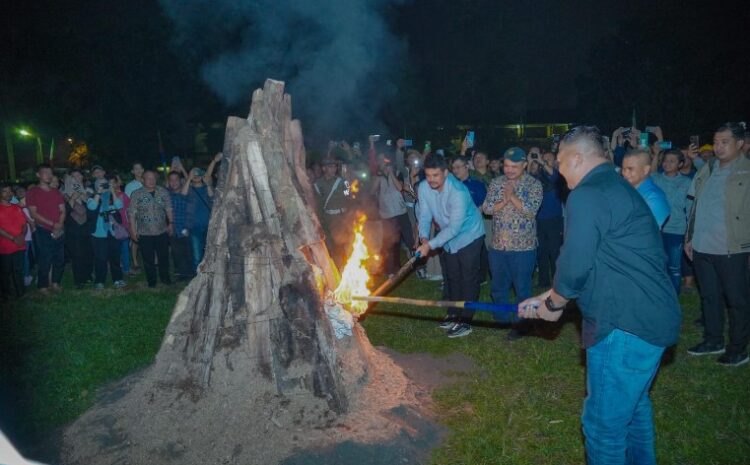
[60,80,429,465]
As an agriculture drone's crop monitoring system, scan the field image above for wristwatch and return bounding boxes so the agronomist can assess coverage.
[545,295,566,313]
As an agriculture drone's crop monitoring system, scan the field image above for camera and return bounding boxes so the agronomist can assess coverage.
[530,152,540,160]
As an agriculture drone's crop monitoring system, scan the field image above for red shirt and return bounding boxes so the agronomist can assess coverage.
[26,186,65,231]
[0,203,27,254]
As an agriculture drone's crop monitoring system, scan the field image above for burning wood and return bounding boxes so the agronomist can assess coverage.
[332,214,372,315]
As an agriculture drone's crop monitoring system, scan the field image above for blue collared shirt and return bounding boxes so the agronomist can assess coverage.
[87,191,123,238]
[636,177,670,229]
[416,173,485,253]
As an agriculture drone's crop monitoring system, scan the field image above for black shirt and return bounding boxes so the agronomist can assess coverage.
[554,163,681,348]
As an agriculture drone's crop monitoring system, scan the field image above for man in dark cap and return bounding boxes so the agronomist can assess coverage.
[481,147,543,340]
[314,155,352,269]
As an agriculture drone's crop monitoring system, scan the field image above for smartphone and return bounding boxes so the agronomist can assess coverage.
[403,139,413,147]
[645,126,658,134]
[689,135,700,147]
[621,127,632,138]
[602,135,611,150]
[639,132,649,148]
[659,141,672,150]
[369,134,381,142]
[424,141,431,152]
[466,131,475,148]
[386,139,392,146]
[353,142,360,150]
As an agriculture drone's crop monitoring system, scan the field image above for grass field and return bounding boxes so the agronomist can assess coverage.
[1,269,749,464]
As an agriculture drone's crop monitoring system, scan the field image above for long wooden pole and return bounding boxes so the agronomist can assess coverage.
[352,295,518,314]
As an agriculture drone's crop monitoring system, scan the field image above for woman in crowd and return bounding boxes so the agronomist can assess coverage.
[110,174,132,275]
[63,170,94,288]
[87,178,126,289]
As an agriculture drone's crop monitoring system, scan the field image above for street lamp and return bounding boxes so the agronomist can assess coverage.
[16,127,44,165]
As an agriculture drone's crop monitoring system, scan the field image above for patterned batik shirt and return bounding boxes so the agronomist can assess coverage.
[128,186,172,236]
[482,173,543,251]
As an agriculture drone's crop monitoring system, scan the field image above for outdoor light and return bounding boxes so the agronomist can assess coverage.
[17,128,33,137]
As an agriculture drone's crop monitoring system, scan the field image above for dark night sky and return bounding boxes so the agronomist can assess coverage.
[1,0,748,169]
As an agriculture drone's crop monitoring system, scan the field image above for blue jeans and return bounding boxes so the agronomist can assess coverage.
[488,248,536,322]
[120,239,130,273]
[662,233,683,295]
[189,226,208,270]
[583,329,665,465]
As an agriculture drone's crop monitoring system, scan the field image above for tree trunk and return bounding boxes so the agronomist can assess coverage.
[60,80,421,465]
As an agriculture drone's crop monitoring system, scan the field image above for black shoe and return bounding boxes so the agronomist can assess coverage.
[447,323,472,338]
[687,341,725,356]
[717,352,749,367]
[439,316,457,330]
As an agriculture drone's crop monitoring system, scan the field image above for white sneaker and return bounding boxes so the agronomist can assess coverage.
[114,280,126,288]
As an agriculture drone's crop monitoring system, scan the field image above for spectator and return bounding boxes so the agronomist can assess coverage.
[11,185,35,287]
[26,164,66,293]
[182,153,220,270]
[489,154,503,178]
[621,149,670,229]
[87,179,126,289]
[371,154,414,276]
[0,183,28,299]
[651,150,692,294]
[124,162,145,197]
[519,126,681,465]
[314,155,352,269]
[110,175,131,275]
[450,157,487,207]
[166,170,194,280]
[128,170,173,288]
[90,165,106,182]
[685,122,750,366]
[680,147,698,178]
[416,154,485,338]
[63,170,94,288]
[125,161,145,272]
[481,147,543,340]
[531,151,564,288]
[470,151,494,185]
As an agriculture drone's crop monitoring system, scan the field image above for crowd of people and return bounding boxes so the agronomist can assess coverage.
[307,122,747,464]
[1,121,748,464]
[309,123,749,349]
[0,156,220,297]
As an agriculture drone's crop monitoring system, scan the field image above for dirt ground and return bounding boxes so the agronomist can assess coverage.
[53,345,476,465]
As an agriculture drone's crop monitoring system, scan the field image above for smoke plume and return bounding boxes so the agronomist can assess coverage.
[159,0,406,141]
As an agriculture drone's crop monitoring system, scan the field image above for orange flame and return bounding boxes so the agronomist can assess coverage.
[333,215,371,315]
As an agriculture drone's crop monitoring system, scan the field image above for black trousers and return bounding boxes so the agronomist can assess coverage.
[441,235,484,323]
[66,226,93,285]
[33,228,65,288]
[381,213,415,275]
[93,235,123,285]
[536,216,563,287]
[0,250,25,298]
[170,235,194,278]
[139,233,171,287]
[694,251,750,355]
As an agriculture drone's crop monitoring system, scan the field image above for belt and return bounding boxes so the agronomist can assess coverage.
[325,208,347,215]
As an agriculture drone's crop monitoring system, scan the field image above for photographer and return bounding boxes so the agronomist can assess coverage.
[166,170,194,280]
[371,153,414,276]
[87,178,126,289]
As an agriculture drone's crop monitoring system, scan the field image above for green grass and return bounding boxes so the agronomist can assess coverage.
[2,269,749,464]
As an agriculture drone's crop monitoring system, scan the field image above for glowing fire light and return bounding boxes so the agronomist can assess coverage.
[351,179,360,194]
[333,215,371,315]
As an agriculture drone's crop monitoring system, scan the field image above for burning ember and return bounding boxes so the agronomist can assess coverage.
[333,215,372,315]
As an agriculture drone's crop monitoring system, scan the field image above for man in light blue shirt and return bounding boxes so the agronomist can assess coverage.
[416,154,484,338]
[622,149,670,229]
